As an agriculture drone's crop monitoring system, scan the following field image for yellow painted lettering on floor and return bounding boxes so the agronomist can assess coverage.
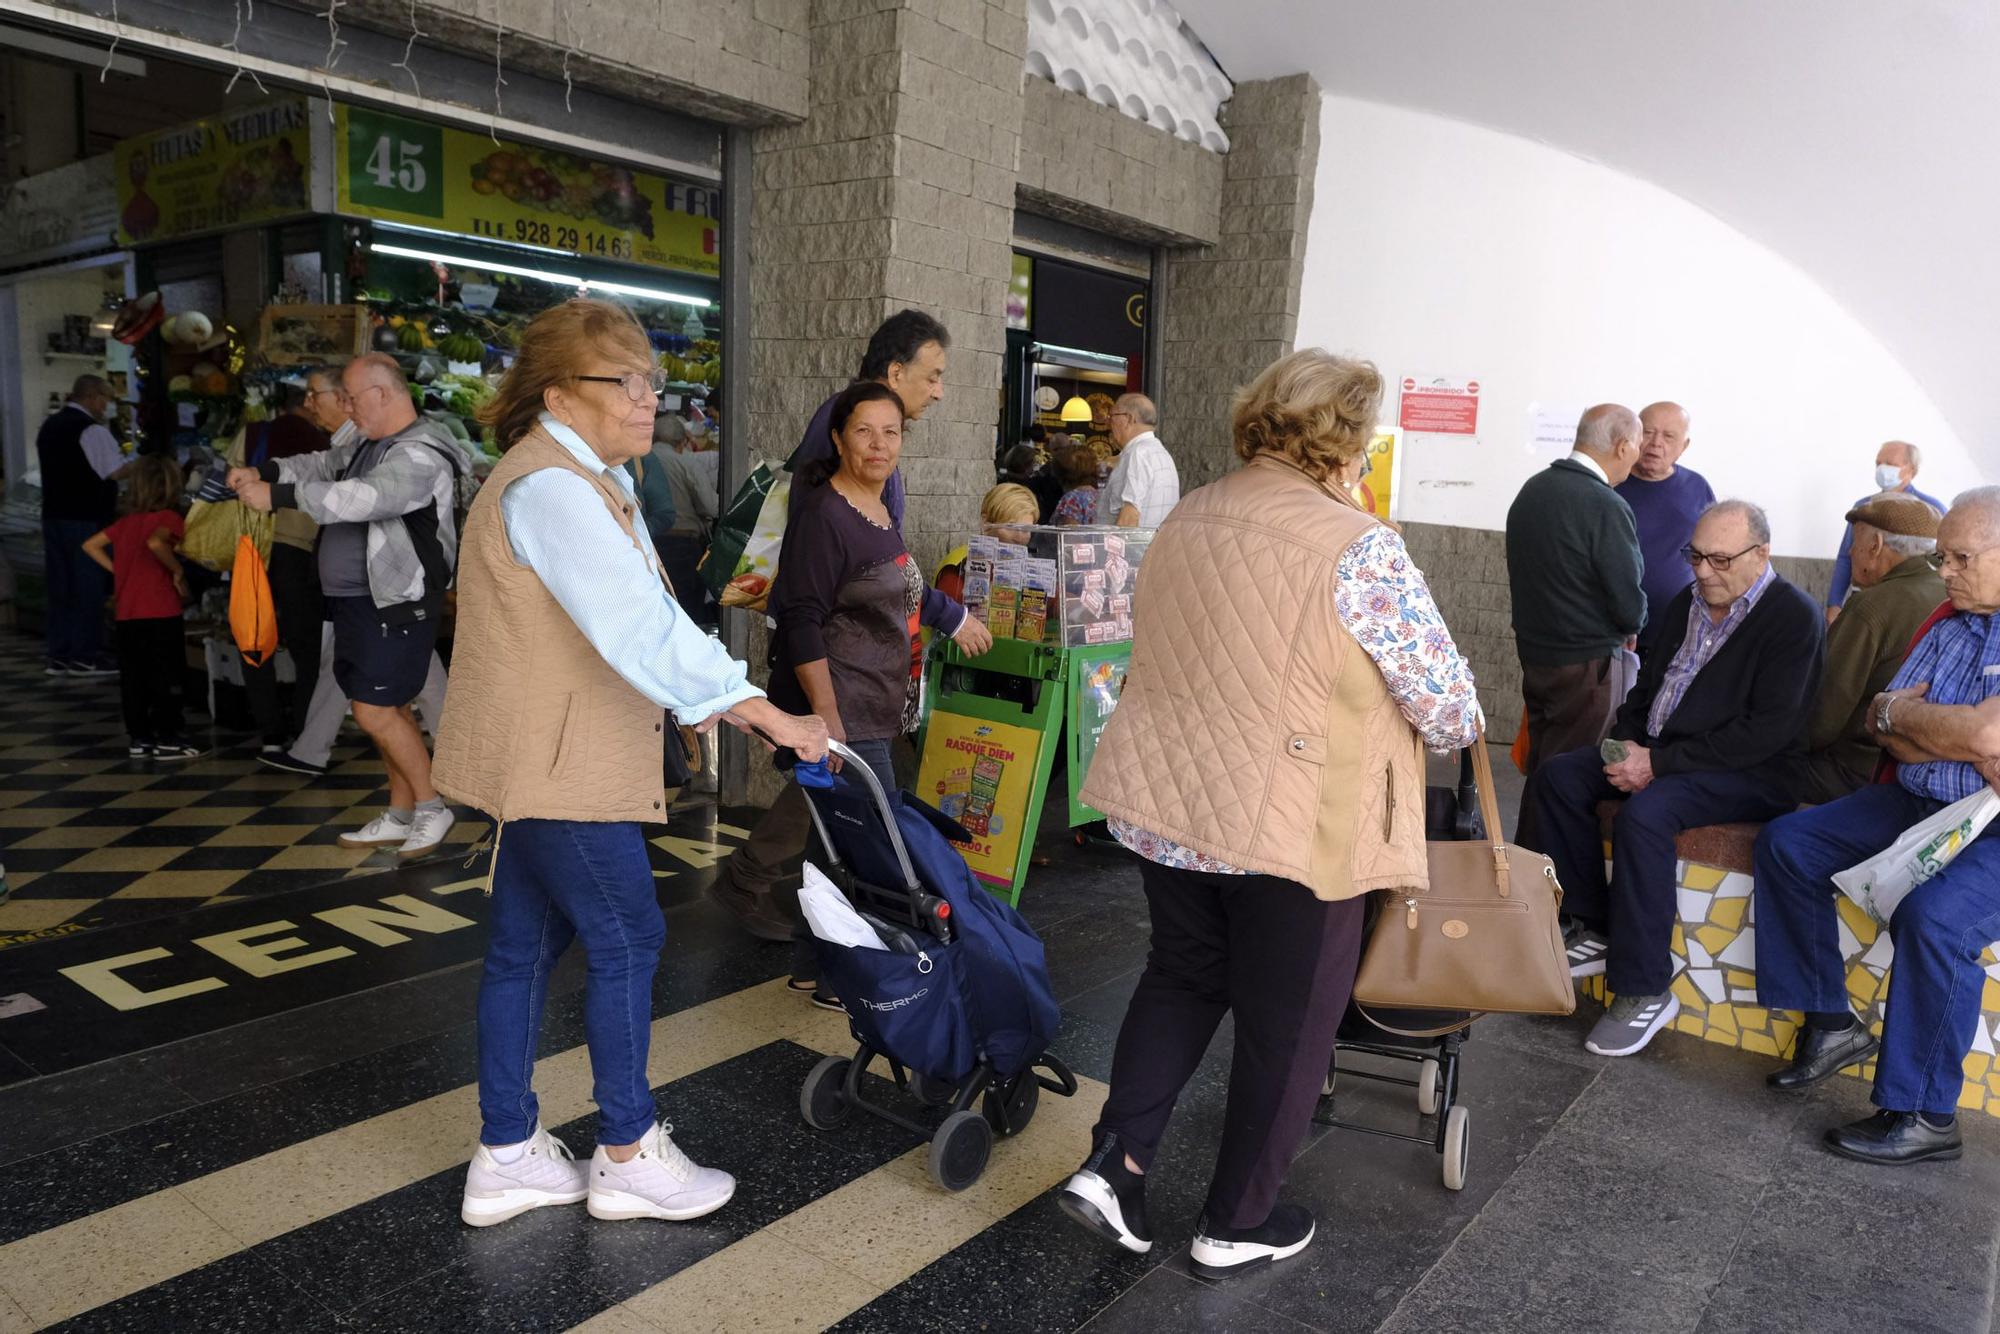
[57,948,227,1012]
[648,834,732,869]
[190,921,355,977]
[313,894,478,946]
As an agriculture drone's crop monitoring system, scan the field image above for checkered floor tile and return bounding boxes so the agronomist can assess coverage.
[0,630,487,948]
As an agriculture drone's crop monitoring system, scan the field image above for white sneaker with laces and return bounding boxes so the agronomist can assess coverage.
[339,811,412,848]
[398,805,456,859]
[587,1123,736,1222]
[460,1123,588,1226]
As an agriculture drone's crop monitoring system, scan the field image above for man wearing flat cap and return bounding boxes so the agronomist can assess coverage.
[1802,492,1947,803]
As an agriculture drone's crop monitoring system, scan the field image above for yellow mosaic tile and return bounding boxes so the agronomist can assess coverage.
[1985,979,2000,1012]
[1741,1032,1780,1057]
[1959,1084,1986,1111]
[1710,896,1748,930]
[1967,1052,1992,1080]
[1676,1014,1705,1035]
[1834,895,1876,939]
[1723,969,1755,989]
[1669,975,1703,1007]
[1693,924,1734,957]
[1670,923,1686,954]
[1709,1005,1738,1036]
[1683,863,1726,892]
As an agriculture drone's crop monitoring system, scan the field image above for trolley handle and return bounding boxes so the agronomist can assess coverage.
[789,739,923,899]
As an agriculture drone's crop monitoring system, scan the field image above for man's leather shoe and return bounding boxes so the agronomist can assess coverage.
[1767,1022,1880,1091]
[705,873,796,943]
[1822,1110,1963,1165]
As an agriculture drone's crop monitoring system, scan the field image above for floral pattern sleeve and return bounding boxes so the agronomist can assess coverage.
[1333,525,1483,752]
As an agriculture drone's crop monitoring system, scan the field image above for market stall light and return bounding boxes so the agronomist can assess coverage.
[367,242,711,309]
[1059,395,1094,424]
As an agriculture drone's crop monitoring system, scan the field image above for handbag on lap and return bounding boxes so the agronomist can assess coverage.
[1352,729,1575,1028]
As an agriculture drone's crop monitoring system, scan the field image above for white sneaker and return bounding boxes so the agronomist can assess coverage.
[338,811,412,848]
[460,1123,588,1227]
[587,1123,736,1222]
[398,805,456,859]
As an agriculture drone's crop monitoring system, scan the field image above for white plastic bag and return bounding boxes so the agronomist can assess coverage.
[799,862,886,951]
[1832,788,2000,923]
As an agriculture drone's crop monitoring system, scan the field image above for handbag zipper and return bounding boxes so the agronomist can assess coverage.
[1403,895,1530,928]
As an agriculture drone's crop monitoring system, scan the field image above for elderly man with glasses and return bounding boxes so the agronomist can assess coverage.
[1525,499,1825,1058]
[1754,485,2000,1166]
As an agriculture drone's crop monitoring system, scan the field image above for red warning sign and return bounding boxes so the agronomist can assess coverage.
[1399,375,1480,435]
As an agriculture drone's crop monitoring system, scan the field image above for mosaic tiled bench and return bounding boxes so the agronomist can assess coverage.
[1578,802,2000,1119]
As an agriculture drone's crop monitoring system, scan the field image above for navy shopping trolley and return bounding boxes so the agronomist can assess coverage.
[794,740,1077,1192]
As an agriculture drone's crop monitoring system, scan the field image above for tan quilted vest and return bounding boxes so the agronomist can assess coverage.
[432,427,668,824]
[1079,455,1430,901]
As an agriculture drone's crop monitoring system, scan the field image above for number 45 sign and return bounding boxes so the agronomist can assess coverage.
[333,105,720,279]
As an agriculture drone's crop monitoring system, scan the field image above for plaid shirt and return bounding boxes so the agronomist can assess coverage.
[1648,563,1776,736]
[1889,610,2000,802]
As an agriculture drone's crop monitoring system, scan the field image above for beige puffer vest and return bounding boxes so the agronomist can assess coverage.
[432,428,669,824]
[1079,455,1430,901]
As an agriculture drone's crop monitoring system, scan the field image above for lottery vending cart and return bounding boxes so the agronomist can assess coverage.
[917,526,1153,905]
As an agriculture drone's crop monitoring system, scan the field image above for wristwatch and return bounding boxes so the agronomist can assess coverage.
[1875,694,1898,737]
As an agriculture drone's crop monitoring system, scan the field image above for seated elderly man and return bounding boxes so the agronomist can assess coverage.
[1803,493,1947,804]
[1525,500,1824,1057]
[1754,486,2000,1166]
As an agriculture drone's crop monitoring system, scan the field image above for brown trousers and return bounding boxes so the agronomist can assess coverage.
[1515,655,1617,846]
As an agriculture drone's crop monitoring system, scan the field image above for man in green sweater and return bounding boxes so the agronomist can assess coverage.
[1505,404,1647,844]
[1803,493,1947,803]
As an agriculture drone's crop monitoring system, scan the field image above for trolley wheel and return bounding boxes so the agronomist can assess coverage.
[909,1070,956,1107]
[1321,1066,1337,1099]
[983,1071,1040,1137]
[800,1056,852,1131]
[1416,1058,1441,1116]
[1441,1105,1470,1191]
[929,1109,994,1192]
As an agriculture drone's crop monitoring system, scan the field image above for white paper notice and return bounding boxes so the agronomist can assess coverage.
[1528,404,1581,454]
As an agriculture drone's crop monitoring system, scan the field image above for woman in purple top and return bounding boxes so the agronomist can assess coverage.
[765,382,994,994]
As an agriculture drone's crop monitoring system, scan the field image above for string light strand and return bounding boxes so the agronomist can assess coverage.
[224,0,270,95]
[99,0,122,83]
[392,0,425,96]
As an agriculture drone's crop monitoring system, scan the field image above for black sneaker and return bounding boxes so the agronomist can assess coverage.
[258,750,327,777]
[151,739,205,761]
[45,661,71,677]
[127,740,153,758]
[1058,1133,1153,1254]
[1189,1203,1316,1279]
[69,659,119,678]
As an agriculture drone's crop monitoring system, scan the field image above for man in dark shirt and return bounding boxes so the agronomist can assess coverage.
[785,308,950,531]
[1614,401,1716,650]
[1505,403,1647,845]
[37,375,133,675]
[1527,500,1824,1059]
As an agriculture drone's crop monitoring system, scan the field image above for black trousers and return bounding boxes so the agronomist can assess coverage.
[242,543,325,743]
[1094,859,1365,1230]
[1528,746,1794,995]
[1515,655,1616,846]
[115,617,185,742]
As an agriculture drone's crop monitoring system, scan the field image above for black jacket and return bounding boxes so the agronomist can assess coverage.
[1611,574,1825,795]
[1504,458,1647,666]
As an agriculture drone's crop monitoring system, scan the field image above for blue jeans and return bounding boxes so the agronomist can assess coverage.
[1529,745,1794,995]
[476,819,665,1146]
[42,517,110,663]
[1754,783,2000,1116]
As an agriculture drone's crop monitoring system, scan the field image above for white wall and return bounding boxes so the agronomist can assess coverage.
[1297,95,1983,558]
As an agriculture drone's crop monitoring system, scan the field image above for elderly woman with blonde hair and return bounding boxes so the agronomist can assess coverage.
[1059,348,1481,1277]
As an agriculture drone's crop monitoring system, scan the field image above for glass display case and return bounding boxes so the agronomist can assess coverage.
[961,524,1156,648]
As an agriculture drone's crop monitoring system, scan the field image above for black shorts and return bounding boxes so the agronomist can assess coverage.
[329,595,437,708]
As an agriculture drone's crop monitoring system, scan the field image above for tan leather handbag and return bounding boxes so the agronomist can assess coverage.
[1351,731,1575,1027]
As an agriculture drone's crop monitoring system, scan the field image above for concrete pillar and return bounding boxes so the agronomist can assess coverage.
[1158,74,1322,491]
[748,0,1028,573]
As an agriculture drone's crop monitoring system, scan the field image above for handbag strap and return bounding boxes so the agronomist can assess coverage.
[1464,726,1512,898]
[1352,1002,1482,1039]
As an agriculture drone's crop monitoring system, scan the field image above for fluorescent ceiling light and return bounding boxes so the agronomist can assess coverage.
[367,241,711,308]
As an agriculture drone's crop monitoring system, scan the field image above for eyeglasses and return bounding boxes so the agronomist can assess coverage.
[1681,543,1765,571]
[1928,544,2000,572]
[306,387,349,403]
[576,370,668,402]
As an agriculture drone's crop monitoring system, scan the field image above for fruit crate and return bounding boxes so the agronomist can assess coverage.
[258,304,371,367]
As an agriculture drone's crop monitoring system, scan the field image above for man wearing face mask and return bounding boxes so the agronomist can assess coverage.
[1827,442,1942,623]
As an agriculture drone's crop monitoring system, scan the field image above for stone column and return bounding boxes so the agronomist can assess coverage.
[748,0,1028,573]
[1158,74,1322,490]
